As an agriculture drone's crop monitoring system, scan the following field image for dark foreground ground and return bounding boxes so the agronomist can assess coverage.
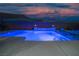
[0,37,79,56]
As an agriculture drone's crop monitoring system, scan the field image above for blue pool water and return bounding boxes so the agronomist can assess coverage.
[0,29,74,41]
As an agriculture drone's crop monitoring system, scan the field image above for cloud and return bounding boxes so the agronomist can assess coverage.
[22,7,55,15]
[57,8,79,16]
[21,6,79,17]
[65,3,79,8]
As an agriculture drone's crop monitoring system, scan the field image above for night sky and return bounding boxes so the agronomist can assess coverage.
[0,3,79,22]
